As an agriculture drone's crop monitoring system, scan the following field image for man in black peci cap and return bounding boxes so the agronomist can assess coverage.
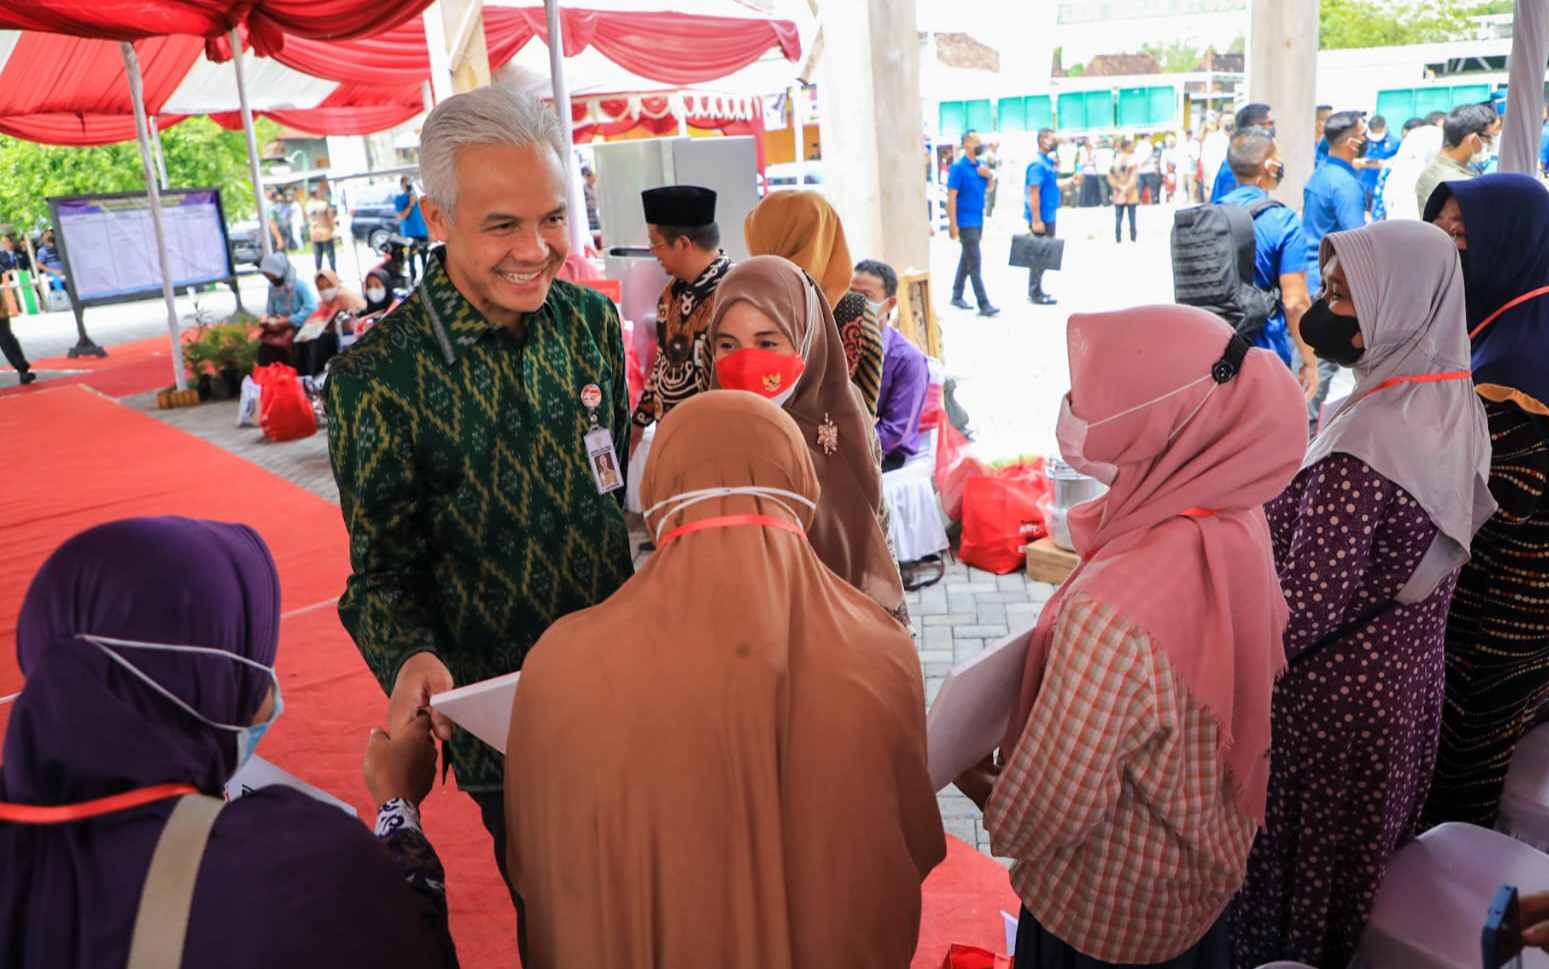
[633,186,733,450]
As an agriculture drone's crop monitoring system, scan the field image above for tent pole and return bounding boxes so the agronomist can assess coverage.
[1500,0,1548,174]
[229,28,272,259]
[121,42,187,392]
[149,116,170,189]
[544,0,587,255]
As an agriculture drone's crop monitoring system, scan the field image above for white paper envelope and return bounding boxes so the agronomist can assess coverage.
[224,754,358,817]
[926,626,1035,793]
[429,671,521,754]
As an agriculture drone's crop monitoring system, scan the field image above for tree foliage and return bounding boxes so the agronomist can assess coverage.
[1141,40,1206,73]
[1321,0,1515,50]
[0,116,280,231]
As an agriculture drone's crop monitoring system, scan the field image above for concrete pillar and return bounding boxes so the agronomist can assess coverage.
[442,0,491,93]
[1247,0,1320,209]
[813,0,929,273]
[423,2,456,103]
[1500,0,1547,175]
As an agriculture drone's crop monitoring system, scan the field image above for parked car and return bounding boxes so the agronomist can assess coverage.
[228,220,263,270]
[349,186,402,250]
[763,162,825,196]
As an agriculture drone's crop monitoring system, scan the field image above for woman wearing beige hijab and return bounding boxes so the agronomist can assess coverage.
[503,390,945,969]
[747,190,885,413]
[707,255,907,620]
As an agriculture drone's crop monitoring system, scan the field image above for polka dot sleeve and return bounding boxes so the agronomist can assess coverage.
[1271,453,1395,660]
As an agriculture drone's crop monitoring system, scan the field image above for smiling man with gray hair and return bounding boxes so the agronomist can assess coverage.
[324,85,633,950]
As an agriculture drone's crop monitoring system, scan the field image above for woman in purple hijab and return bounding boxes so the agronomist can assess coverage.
[0,517,457,969]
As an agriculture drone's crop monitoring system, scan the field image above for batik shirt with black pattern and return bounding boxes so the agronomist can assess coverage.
[325,250,634,791]
[632,254,732,428]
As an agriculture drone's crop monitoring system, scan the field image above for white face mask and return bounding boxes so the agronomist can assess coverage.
[1054,374,1221,485]
[365,287,387,303]
[319,287,339,302]
[644,485,817,542]
[1470,136,1495,168]
[78,634,283,773]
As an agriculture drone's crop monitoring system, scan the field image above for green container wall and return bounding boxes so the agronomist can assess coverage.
[1083,90,1116,129]
[965,99,994,134]
[939,101,968,141]
[1057,91,1089,131]
[998,97,1029,133]
[1148,86,1177,124]
[1374,84,1499,123]
[1118,87,1150,127]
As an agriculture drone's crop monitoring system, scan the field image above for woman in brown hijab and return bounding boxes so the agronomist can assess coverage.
[503,390,945,969]
[747,191,885,412]
[708,255,907,620]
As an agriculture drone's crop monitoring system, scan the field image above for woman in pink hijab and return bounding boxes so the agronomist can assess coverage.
[972,304,1306,969]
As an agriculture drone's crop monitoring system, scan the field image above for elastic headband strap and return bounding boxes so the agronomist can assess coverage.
[658,514,805,549]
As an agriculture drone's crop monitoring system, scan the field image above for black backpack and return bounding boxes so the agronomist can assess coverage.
[1171,199,1283,341]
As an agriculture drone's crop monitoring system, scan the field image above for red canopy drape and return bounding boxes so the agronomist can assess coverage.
[0,1,435,55]
[0,33,203,145]
[270,6,800,87]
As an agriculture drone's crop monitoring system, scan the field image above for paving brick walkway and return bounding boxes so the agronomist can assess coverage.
[129,391,1057,861]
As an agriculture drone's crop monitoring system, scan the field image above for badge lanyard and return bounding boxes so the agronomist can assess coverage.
[580,383,623,496]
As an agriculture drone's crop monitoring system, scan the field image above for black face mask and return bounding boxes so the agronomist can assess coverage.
[1351,136,1368,158]
[1269,160,1286,186]
[1301,297,1365,366]
[973,144,988,158]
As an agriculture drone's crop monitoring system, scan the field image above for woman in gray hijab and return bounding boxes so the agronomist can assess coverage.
[256,252,319,366]
[1233,219,1495,969]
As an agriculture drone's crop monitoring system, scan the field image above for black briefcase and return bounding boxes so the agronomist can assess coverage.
[1009,234,1065,273]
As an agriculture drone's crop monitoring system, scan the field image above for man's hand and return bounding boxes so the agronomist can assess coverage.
[977,164,993,179]
[1031,219,1046,236]
[1298,353,1320,401]
[388,651,455,741]
[949,224,959,242]
[364,712,438,807]
[953,753,1002,813]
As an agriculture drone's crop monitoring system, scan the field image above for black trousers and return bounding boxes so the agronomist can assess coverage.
[952,226,991,306]
[1028,221,1057,297]
[1013,905,1229,969]
[471,789,530,960]
[313,238,336,272]
[1080,174,1102,207]
[1114,204,1138,242]
[0,316,31,374]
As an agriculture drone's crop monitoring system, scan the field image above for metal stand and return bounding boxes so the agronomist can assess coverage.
[66,299,106,358]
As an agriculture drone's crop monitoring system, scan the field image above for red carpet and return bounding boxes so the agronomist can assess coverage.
[0,385,1017,966]
[0,335,184,399]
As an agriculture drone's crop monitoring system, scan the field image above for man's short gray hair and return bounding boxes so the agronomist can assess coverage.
[419,86,566,212]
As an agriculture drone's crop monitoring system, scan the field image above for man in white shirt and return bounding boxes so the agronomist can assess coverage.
[1093,139,1116,204]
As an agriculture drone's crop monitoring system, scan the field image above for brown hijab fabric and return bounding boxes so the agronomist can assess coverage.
[743,190,853,307]
[709,255,906,617]
[503,391,945,969]
[312,268,366,314]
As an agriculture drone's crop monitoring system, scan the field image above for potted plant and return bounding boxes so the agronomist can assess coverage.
[212,324,258,398]
[181,328,218,401]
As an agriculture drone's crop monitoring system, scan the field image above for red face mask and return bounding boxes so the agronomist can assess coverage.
[715,348,805,402]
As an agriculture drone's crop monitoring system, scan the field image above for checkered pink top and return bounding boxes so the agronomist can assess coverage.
[985,595,1258,963]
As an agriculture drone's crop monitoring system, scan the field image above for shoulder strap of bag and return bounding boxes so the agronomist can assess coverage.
[126,794,224,969]
[1247,198,1285,219]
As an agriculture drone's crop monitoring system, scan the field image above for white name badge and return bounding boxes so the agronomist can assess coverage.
[586,426,624,495]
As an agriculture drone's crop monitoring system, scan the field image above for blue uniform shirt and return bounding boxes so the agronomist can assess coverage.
[1208,158,1236,203]
[948,154,989,229]
[1220,185,1309,368]
[1539,122,1549,173]
[1360,132,1399,201]
[1302,156,1365,296]
[1316,137,1329,167]
[395,191,429,239]
[1024,151,1061,224]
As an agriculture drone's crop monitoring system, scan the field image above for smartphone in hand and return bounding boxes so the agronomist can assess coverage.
[1484,883,1524,969]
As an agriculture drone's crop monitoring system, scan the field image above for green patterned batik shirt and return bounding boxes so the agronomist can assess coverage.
[325,251,634,791]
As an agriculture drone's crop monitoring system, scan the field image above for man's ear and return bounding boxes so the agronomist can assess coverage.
[420,196,450,244]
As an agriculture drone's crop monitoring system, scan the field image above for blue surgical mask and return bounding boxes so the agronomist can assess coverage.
[78,634,283,772]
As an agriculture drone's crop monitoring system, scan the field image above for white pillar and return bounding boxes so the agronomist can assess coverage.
[791,84,806,165]
[229,29,271,259]
[1500,0,1548,175]
[1247,0,1320,207]
[813,0,928,272]
[424,2,456,106]
[545,0,587,255]
[149,117,170,189]
[121,42,187,391]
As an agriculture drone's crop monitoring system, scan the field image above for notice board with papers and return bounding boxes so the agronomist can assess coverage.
[48,188,236,304]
